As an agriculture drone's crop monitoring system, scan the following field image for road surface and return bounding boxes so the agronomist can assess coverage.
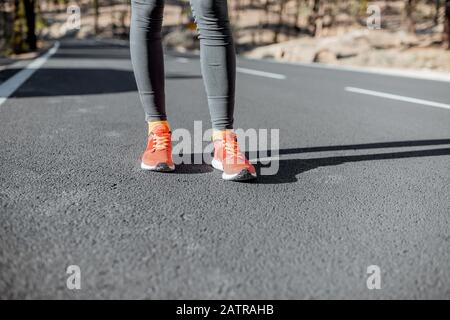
[1,39,449,299]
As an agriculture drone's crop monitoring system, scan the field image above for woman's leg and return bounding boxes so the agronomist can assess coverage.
[131,0,174,172]
[130,0,166,122]
[190,1,255,180]
[190,0,236,130]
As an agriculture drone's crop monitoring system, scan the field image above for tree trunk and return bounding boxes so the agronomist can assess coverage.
[23,0,36,51]
[295,0,302,34]
[434,0,441,25]
[12,0,25,53]
[0,1,6,53]
[93,0,99,34]
[445,0,450,49]
[308,0,323,37]
[273,0,286,43]
[261,0,269,43]
[405,0,416,33]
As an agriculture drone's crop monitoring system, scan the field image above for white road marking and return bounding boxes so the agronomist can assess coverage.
[175,57,189,63]
[345,87,450,110]
[249,156,279,164]
[243,57,450,83]
[0,41,60,107]
[237,67,286,80]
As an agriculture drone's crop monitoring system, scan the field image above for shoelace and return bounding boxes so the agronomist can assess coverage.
[151,132,171,152]
[224,136,246,163]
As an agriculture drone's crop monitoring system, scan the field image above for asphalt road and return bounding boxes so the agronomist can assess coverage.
[1,39,449,299]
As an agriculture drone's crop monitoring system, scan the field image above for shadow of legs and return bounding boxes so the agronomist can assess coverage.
[256,146,450,185]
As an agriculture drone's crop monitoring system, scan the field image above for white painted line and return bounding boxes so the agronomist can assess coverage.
[243,57,450,83]
[0,41,60,107]
[249,156,279,164]
[345,87,450,110]
[237,67,286,80]
[175,57,189,63]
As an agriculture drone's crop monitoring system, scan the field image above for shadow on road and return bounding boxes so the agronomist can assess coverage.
[174,163,214,174]
[256,139,450,184]
[276,139,450,154]
[8,68,201,97]
[168,139,450,183]
[52,41,132,60]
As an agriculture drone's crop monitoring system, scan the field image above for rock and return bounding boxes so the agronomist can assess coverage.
[313,49,337,63]
[396,31,420,47]
[163,29,199,51]
[242,28,450,73]
[366,30,402,49]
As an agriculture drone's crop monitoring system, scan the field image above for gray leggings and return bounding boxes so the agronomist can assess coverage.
[130,0,236,130]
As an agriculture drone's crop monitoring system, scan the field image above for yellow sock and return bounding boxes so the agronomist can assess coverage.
[148,120,170,135]
[212,129,231,141]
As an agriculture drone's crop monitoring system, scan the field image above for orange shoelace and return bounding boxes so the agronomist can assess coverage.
[151,132,171,152]
[224,135,246,163]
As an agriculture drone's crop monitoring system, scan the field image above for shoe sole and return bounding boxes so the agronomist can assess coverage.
[141,162,175,172]
[211,158,257,181]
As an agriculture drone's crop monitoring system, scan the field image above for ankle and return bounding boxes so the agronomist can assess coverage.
[212,128,233,141]
[148,120,170,135]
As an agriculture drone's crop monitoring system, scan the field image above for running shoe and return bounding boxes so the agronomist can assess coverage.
[141,123,175,172]
[211,130,257,181]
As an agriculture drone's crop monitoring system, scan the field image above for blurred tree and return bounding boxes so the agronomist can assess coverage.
[0,1,14,55]
[405,0,416,33]
[273,0,287,43]
[2,0,449,56]
[359,0,369,15]
[94,0,99,34]
[309,0,323,37]
[23,0,36,50]
[263,0,270,27]
[12,0,27,53]
[445,0,450,48]
[435,0,441,25]
[294,0,303,34]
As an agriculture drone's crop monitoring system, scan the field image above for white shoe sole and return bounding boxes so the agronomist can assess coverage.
[211,158,257,181]
[141,161,175,172]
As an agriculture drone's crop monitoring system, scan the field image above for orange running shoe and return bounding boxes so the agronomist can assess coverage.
[141,123,175,172]
[211,130,257,181]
